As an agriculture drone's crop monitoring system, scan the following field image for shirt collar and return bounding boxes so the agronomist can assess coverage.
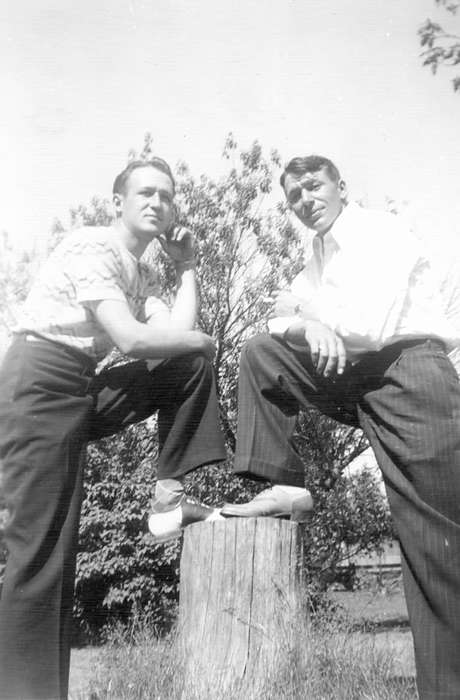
[314,201,360,251]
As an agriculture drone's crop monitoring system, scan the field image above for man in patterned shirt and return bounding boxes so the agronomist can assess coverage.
[0,158,226,699]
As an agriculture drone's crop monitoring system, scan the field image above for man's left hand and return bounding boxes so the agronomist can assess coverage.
[158,226,196,265]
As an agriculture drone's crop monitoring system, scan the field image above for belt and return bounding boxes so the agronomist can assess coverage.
[382,337,446,355]
[359,337,446,367]
[15,332,97,373]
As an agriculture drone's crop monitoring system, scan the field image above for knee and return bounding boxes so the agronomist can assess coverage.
[240,334,276,371]
[180,352,214,386]
[190,352,213,374]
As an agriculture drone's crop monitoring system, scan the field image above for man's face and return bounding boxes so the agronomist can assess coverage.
[115,166,175,240]
[283,167,347,235]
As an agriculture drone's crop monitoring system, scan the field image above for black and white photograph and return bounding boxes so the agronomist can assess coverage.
[1,2,460,698]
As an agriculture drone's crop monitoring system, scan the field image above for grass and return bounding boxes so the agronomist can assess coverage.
[75,604,417,700]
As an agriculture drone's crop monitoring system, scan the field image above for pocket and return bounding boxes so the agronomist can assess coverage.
[0,339,30,402]
[4,338,94,401]
[431,350,459,384]
[394,344,459,396]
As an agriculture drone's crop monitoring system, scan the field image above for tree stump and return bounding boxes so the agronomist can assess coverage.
[179,517,308,697]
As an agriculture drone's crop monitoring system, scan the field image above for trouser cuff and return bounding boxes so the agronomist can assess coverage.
[233,457,305,488]
[157,451,227,480]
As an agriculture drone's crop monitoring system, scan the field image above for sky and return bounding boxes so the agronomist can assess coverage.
[1,0,459,253]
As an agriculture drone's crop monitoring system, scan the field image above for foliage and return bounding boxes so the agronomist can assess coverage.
[69,197,113,229]
[292,410,392,591]
[304,468,394,593]
[419,0,460,92]
[0,234,36,336]
[73,421,182,640]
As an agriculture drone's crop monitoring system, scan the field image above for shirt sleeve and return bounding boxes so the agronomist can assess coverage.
[268,262,323,336]
[67,235,127,304]
[267,315,299,336]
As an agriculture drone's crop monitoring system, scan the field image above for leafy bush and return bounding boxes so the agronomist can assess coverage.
[295,410,394,593]
[74,420,181,641]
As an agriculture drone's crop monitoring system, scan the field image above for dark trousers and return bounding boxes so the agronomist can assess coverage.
[0,334,226,700]
[234,334,460,700]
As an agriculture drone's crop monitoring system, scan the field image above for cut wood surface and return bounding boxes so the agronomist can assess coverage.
[179,517,307,697]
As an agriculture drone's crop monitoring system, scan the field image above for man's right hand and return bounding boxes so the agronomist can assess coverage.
[303,320,346,377]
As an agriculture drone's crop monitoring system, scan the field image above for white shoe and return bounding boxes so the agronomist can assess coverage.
[148,495,223,544]
[221,485,313,522]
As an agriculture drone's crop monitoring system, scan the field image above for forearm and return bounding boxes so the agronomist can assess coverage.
[125,325,205,359]
[94,298,210,360]
[169,262,197,330]
[267,306,321,338]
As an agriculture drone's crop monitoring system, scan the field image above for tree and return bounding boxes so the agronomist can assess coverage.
[419,0,460,92]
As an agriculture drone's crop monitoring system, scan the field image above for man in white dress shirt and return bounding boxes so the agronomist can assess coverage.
[222,155,460,699]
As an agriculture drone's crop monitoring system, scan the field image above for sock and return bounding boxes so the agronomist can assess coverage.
[154,478,184,507]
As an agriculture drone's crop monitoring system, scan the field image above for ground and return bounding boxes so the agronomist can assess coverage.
[68,575,415,698]
[330,578,415,680]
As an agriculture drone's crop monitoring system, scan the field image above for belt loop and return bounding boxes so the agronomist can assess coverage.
[426,338,446,353]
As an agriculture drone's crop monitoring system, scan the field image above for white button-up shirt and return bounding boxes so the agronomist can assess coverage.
[269,202,460,363]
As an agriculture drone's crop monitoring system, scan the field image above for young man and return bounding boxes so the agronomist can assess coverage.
[222,155,460,699]
[0,158,226,699]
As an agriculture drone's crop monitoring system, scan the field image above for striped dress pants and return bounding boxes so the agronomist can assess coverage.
[233,333,460,700]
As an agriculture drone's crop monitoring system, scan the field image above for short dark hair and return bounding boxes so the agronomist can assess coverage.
[112,158,176,196]
[280,155,341,189]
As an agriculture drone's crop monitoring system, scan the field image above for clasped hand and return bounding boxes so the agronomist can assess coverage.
[303,319,346,378]
[266,290,346,377]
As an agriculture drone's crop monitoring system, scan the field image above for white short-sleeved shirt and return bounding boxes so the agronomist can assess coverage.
[14,226,166,360]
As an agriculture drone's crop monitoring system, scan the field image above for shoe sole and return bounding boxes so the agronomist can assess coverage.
[150,509,310,540]
[221,496,313,523]
[148,508,223,544]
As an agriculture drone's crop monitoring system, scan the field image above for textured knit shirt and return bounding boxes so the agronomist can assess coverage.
[14,226,168,360]
[269,202,460,362]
